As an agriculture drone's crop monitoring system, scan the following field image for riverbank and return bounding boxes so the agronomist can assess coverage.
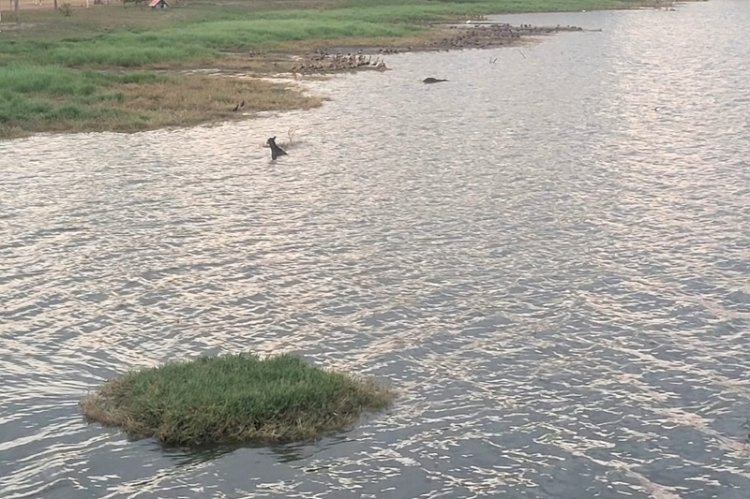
[0,0,674,139]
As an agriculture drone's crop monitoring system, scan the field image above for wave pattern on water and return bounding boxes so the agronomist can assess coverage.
[1,1,750,498]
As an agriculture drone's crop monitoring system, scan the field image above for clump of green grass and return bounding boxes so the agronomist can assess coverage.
[81,354,395,446]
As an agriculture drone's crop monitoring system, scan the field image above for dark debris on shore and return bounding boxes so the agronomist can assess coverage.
[292,23,587,75]
[291,53,388,74]
[433,22,587,50]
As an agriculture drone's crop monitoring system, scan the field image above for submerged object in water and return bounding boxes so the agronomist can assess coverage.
[267,136,287,160]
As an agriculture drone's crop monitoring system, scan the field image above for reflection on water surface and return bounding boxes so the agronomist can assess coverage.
[1,1,750,498]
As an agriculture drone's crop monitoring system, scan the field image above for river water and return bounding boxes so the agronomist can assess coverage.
[1,1,749,498]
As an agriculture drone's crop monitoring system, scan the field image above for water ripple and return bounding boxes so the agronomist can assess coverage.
[2,1,750,498]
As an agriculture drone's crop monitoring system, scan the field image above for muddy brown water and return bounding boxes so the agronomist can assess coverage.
[2,1,750,498]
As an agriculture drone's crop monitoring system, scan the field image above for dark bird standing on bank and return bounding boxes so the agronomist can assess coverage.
[267,137,287,160]
[423,77,448,84]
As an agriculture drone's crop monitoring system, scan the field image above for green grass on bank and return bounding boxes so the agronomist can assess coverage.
[2,0,653,69]
[81,354,395,446]
[0,65,144,134]
[0,0,658,137]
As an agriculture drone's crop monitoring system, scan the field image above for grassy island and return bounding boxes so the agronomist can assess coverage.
[1,0,670,138]
[81,354,395,446]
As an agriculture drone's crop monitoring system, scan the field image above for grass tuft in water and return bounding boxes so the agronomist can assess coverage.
[81,354,395,447]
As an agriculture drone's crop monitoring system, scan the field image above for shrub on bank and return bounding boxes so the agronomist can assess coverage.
[81,354,395,446]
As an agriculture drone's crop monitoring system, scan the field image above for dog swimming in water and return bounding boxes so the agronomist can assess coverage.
[266,136,287,160]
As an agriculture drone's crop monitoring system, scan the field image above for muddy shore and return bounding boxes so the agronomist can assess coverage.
[255,22,591,75]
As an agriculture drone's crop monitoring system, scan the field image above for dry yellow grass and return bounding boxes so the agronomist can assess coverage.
[118,73,322,127]
[0,73,321,138]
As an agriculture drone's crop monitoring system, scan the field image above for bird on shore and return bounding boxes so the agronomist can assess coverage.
[423,77,448,84]
[266,136,287,160]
